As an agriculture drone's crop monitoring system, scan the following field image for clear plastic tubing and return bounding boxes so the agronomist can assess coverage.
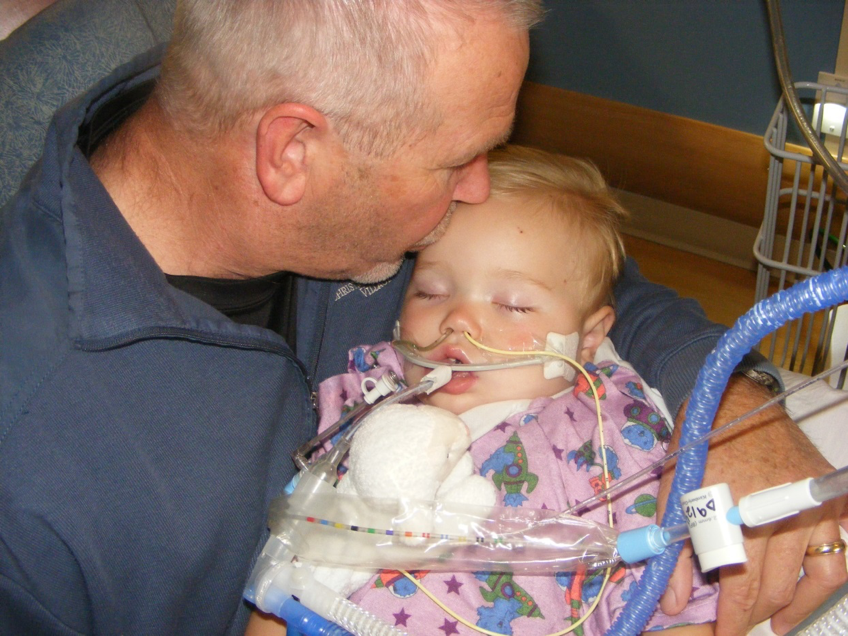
[662,523,690,545]
[810,464,848,504]
[275,489,622,574]
[616,523,690,564]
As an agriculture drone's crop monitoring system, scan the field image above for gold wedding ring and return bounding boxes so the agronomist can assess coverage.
[805,540,847,557]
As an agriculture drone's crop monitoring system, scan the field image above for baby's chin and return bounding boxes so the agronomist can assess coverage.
[417,395,470,415]
[417,391,492,416]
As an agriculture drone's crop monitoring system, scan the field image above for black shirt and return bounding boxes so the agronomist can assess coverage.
[78,78,298,348]
[166,272,298,349]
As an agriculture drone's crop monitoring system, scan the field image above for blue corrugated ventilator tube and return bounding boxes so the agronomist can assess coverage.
[608,265,848,634]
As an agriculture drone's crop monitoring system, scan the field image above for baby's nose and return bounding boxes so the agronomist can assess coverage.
[439,305,482,341]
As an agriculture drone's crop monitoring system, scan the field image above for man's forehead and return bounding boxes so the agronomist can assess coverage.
[430,26,527,149]
[432,73,522,163]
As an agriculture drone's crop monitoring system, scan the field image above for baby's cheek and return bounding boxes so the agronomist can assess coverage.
[398,316,436,347]
[492,366,566,401]
[496,329,546,353]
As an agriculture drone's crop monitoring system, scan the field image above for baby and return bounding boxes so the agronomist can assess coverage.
[288,146,718,635]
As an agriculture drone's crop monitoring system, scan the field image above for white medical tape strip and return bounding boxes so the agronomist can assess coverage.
[544,332,580,382]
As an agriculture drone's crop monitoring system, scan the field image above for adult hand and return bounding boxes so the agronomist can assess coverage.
[245,610,287,635]
[657,377,848,635]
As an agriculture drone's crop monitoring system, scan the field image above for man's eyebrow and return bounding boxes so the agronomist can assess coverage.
[453,124,514,167]
[477,126,513,159]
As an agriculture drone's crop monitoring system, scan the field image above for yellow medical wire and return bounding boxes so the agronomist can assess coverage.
[400,332,615,636]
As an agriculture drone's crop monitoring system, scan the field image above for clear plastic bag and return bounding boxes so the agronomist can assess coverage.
[270,472,620,574]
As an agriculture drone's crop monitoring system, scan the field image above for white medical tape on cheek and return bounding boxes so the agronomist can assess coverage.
[544,332,580,382]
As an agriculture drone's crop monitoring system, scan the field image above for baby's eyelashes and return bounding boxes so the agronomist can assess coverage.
[414,291,444,301]
[495,302,534,314]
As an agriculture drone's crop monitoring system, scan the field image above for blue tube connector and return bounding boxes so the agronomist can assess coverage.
[617,523,691,564]
[617,525,672,564]
[261,592,354,636]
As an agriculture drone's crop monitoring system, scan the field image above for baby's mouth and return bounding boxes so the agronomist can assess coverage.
[434,345,472,367]
[430,344,478,396]
[431,345,471,373]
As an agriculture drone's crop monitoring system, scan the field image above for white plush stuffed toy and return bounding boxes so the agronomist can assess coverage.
[312,403,497,596]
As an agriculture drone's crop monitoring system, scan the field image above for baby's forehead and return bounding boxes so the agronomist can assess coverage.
[451,195,589,250]
[448,194,560,233]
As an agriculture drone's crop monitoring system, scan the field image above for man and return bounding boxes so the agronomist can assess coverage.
[0,2,535,634]
[0,2,843,635]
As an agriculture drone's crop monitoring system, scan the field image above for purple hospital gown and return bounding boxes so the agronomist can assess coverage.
[316,343,717,635]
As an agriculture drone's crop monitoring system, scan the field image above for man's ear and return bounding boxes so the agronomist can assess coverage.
[255,103,325,206]
[579,305,615,364]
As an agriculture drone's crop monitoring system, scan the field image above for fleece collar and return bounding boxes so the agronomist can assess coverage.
[41,45,285,350]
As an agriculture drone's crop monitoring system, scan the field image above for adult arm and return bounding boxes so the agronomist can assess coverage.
[612,258,848,634]
[609,257,729,419]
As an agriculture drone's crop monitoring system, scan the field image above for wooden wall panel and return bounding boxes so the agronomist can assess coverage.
[511,81,774,229]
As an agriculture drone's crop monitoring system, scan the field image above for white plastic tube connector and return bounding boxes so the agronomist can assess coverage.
[735,478,819,527]
[361,373,399,404]
[421,365,452,392]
